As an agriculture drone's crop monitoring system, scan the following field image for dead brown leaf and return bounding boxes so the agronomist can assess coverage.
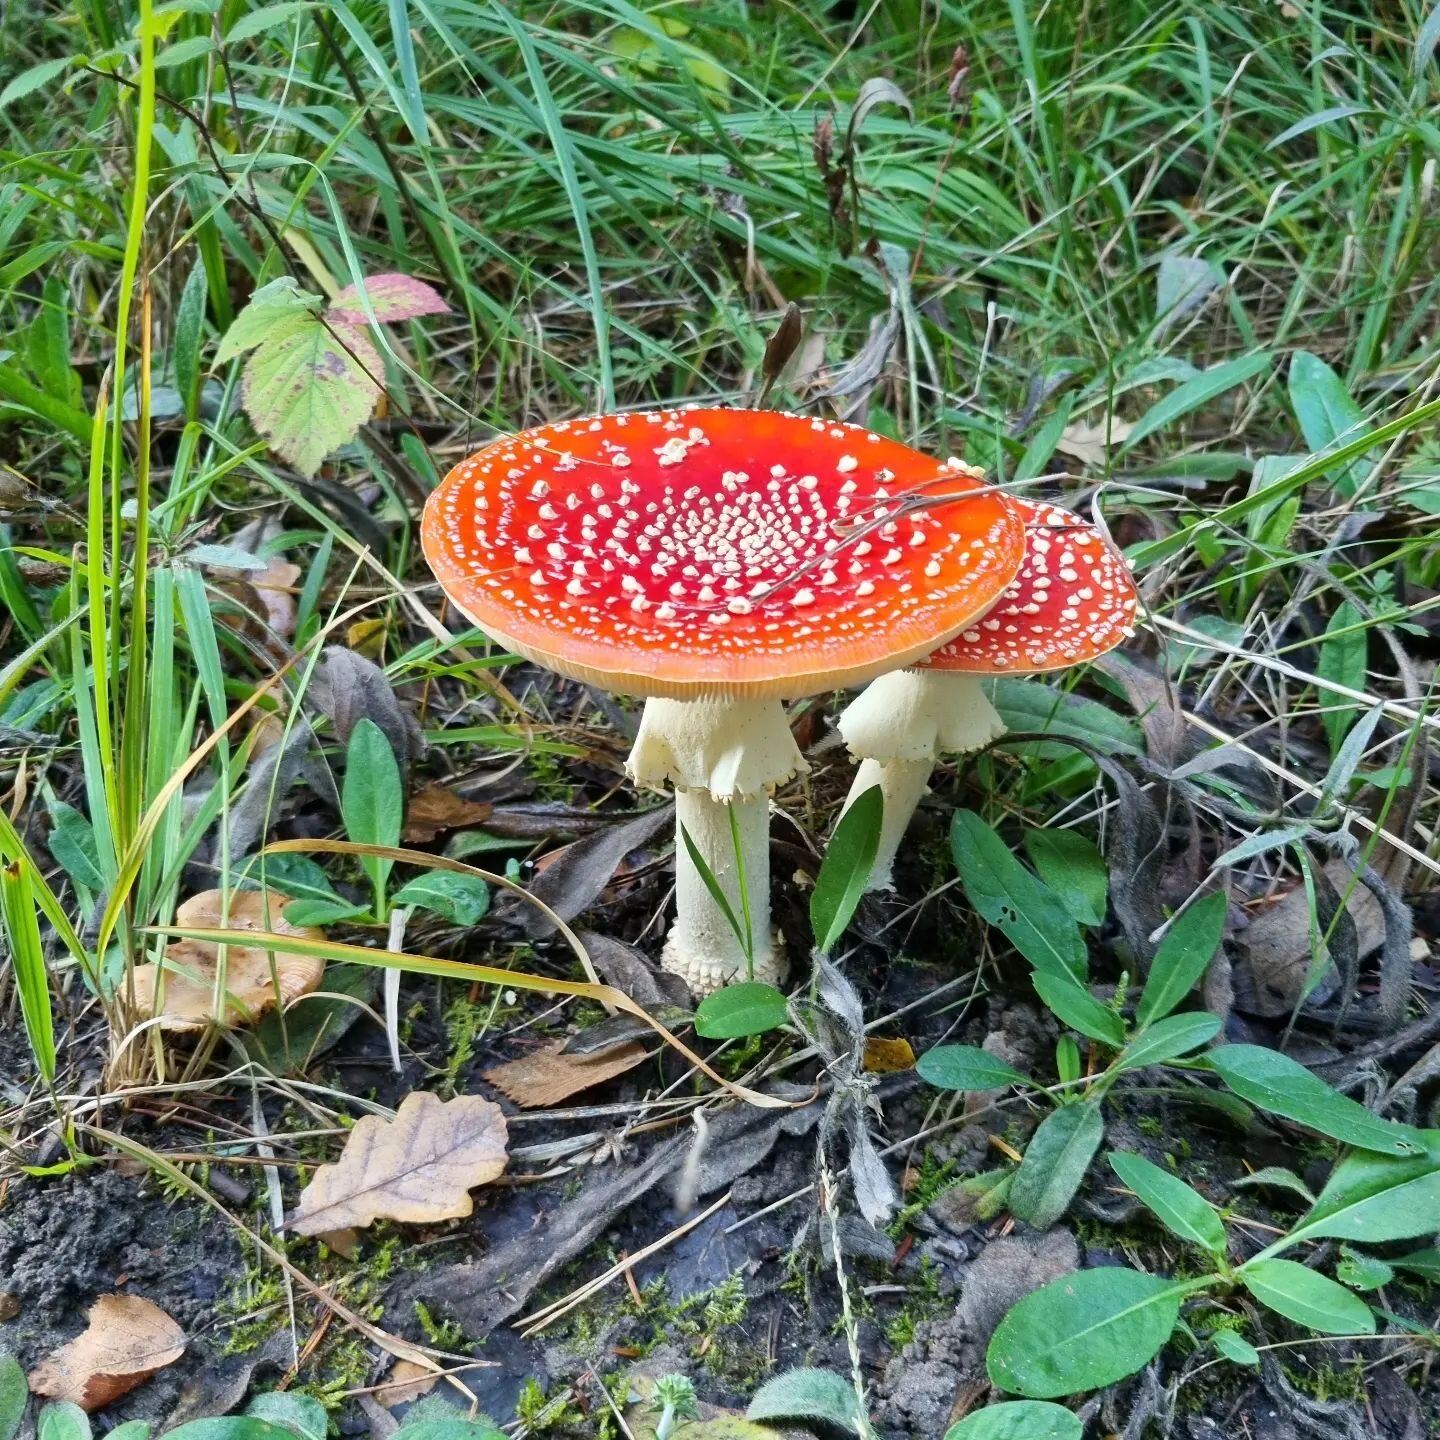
[484,1039,649,1108]
[128,889,326,1031]
[289,1091,508,1235]
[376,1359,438,1409]
[1056,415,1135,467]
[402,784,493,843]
[29,1294,186,1411]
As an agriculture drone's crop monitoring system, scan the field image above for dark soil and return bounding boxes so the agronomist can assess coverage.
[3,895,1438,1439]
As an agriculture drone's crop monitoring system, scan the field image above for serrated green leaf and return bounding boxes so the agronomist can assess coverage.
[0,57,73,109]
[392,871,491,926]
[215,278,319,364]
[1110,1152,1227,1255]
[1207,1046,1424,1156]
[951,810,1088,982]
[1024,829,1107,926]
[987,1268,1184,1398]
[944,1401,1081,1440]
[916,1045,1031,1092]
[1009,1101,1105,1229]
[1240,1259,1375,1335]
[1113,1012,1221,1073]
[241,314,382,476]
[1136,892,1227,1025]
[812,783,882,954]
[694,981,788,1039]
[228,1,312,42]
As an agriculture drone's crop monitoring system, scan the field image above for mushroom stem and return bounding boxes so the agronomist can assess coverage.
[627,695,805,996]
[839,757,934,892]
[836,670,1007,892]
[665,788,781,993]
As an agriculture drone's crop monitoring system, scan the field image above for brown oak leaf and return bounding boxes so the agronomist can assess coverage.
[288,1091,508,1235]
[29,1294,186,1411]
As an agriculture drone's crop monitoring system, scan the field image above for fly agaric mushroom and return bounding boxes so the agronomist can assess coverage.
[837,499,1138,892]
[129,888,326,1029]
[421,407,1025,994]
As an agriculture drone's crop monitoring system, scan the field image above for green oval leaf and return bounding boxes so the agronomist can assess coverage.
[1009,1101,1105,1230]
[944,1401,1081,1440]
[1335,1246,1393,1292]
[812,783,882,955]
[694,981,788,1039]
[987,1268,1184,1398]
[393,871,491,926]
[1288,349,1374,498]
[1211,1328,1260,1367]
[1393,1248,1440,1282]
[1288,1132,1440,1246]
[1136,892,1227,1025]
[916,1045,1031,1093]
[1113,1012,1221,1073]
[0,1356,27,1440]
[1023,829,1107,926]
[1240,1259,1376,1335]
[37,1406,91,1440]
[745,1369,862,1431]
[1109,1152,1227,1255]
[951,810,1088,983]
[1030,971,1125,1047]
[342,718,403,903]
[244,1394,327,1440]
[1207,1045,1424,1156]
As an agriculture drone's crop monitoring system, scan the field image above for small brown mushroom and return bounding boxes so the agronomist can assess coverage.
[128,888,325,1030]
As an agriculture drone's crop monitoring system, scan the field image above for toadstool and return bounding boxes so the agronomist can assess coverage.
[129,888,326,1029]
[836,498,1138,892]
[421,407,1025,994]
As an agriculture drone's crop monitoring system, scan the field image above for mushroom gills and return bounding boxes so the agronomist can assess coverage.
[627,695,805,995]
[836,670,1006,893]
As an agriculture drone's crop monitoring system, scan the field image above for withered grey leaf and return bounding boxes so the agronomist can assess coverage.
[407,1135,689,1338]
[310,646,424,769]
[497,804,672,937]
[579,929,692,1013]
[761,303,804,389]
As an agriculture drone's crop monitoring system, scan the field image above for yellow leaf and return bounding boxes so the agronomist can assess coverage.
[863,1036,916,1073]
[289,1091,508,1234]
[346,617,389,657]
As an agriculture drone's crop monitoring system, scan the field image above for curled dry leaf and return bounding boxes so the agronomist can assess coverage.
[484,1039,649,1108]
[375,1359,438,1409]
[289,1091,508,1235]
[128,888,325,1031]
[402,783,494,843]
[28,1294,186,1411]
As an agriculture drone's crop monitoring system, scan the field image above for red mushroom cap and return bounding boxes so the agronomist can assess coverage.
[422,407,1026,701]
[920,498,1137,674]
